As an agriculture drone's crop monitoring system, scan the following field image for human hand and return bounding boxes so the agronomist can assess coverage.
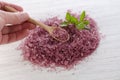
[0,2,36,44]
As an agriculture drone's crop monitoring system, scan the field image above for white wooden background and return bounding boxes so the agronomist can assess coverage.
[0,0,120,80]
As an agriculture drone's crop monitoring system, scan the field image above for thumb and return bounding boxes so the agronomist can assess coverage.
[0,10,29,25]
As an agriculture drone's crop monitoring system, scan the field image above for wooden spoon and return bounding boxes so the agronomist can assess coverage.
[4,6,69,42]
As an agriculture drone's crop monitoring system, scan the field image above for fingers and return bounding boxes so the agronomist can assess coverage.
[0,29,29,44]
[2,24,22,35]
[2,22,36,35]
[0,1,23,11]
[0,10,29,25]
[22,22,36,30]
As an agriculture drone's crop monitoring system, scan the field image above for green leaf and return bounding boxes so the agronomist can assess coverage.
[65,12,78,25]
[80,11,85,21]
[76,22,85,30]
[61,11,90,30]
[83,20,89,25]
[70,16,79,24]
[60,21,68,27]
[66,12,71,22]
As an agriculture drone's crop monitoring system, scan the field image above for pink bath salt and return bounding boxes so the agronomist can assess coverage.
[19,12,100,69]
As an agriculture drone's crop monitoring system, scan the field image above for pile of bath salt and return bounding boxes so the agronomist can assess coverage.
[19,12,100,69]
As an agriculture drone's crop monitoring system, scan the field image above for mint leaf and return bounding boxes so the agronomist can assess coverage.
[76,22,85,30]
[61,11,90,30]
[60,21,68,27]
[70,15,79,24]
[80,11,85,21]
[66,12,71,22]
[84,20,89,25]
[65,12,78,25]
